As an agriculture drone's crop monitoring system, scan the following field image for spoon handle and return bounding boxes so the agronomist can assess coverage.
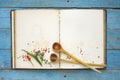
[60,59,106,67]
[86,63,106,67]
[61,49,101,73]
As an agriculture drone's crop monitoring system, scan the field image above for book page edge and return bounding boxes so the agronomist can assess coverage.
[11,10,16,69]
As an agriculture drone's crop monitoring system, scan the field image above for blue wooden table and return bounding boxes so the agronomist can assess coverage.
[0,0,120,80]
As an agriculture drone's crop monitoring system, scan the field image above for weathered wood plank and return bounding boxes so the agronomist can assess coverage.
[107,9,120,49]
[0,50,119,69]
[107,40,120,49]
[107,9,120,29]
[0,8,11,18]
[107,50,120,69]
[0,69,120,80]
[0,8,12,28]
[0,0,119,79]
[0,0,120,8]
[0,29,11,49]
[107,30,120,39]
[0,50,11,69]
[0,18,10,28]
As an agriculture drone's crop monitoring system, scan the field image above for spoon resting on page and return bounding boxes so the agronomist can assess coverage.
[52,42,102,73]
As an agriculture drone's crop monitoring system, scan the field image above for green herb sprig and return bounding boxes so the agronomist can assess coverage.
[22,49,51,66]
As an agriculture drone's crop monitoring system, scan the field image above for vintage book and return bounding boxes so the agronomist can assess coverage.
[11,9,106,69]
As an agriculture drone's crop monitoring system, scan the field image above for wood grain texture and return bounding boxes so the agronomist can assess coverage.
[0,29,11,49]
[0,18,10,28]
[107,9,120,49]
[0,0,120,79]
[107,50,120,69]
[0,0,120,8]
[107,10,120,29]
[0,70,120,80]
[0,50,11,69]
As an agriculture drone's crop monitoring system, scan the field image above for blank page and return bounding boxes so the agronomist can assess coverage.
[60,10,105,69]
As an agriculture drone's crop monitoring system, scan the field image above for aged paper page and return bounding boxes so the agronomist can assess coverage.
[13,10,59,69]
[60,10,105,69]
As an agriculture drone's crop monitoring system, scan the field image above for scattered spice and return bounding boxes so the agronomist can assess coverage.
[92,61,94,63]
[96,47,99,49]
[22,49,51,67]
[27,43,29,45]
[17,56,21,59]
[32,41,34,43]
[33,49,36,53]
[26,55,31,61]
[40,48,50,54]
[98,56,100,58]
[72,65,75,67]
[79,48,84,55]
[80,48,82,53]
[66,56,71,59]
[48,48,50,53]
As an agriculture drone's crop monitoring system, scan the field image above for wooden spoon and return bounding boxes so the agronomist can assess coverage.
[50,53,106,67]
[52,42,102,73]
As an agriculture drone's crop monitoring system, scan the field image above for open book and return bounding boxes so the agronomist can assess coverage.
[12,9,106,69]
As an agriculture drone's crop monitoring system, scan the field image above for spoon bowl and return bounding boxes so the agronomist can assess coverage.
[53,42,62,52]
[50,53,58,62]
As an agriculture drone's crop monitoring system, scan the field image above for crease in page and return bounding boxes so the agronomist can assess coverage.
[58,10,61,68]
